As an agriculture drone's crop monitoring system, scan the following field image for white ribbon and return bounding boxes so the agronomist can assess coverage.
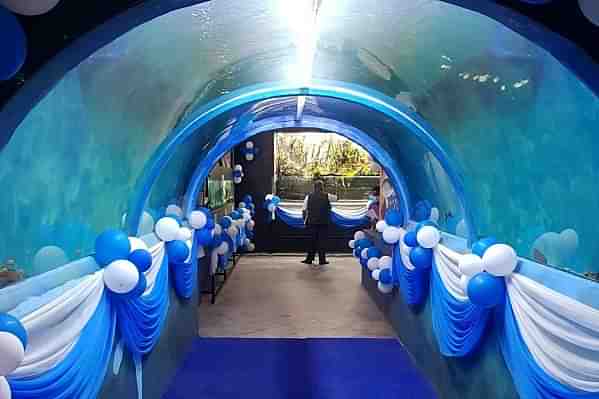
[507,274,599,392]
[435,245,468,301]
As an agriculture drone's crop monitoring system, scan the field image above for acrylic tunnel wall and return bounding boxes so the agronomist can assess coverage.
[0,0,599,398]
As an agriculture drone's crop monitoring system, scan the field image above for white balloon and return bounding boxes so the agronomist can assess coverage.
[244,238,251,246]
[367,257,380,271]
[245,153,255,161]
[378,282,393,294]
[417,226,441,249]
[213,224,222,236]
[361,248,369,259]
[382,227,402,244]
[580,0,599,27]
[430,207,440,223]
[0,332,24,376]
[379,256,392,269]
[458,254,484,277]
[376,220,387,233]
[217,242,229,255]
[354,231,366,241]
[0,0,61,16]
[482,244,518,277]
[265,194,273,201]
[247,243,256,252]
[0,376,10,399]
[103,260,139,294]
[459,274,472,292]
[234,164,243,172]
[242,213,251,222]
[177,227,193,241]
[349,240,356,249]
[372,269,381,281]
[267,203,276,212]
[155,217,180,242]
[189,211,208,229]
[246,141,254,149]
[33,245,69,274]
[227,226,239,237]
[234,177,242,184]
[165,204,183,218]
[128,237,149,252]
[239,202,247,209]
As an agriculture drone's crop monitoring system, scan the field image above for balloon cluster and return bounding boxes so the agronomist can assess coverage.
[233,164,244,184]
[398,221,441,270]
[458,237,518,308]
[94,230,151,296]
[0,313,27,398]
[348,231,393,294]
[241,141,259,161]
[375,209,403,245]
[264,194,281,213]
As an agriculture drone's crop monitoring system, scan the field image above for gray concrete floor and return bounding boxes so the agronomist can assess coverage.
[198,255,395,338]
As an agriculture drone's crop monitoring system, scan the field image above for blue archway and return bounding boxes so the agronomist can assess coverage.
[182,114,413,226]
[126,80,476,243]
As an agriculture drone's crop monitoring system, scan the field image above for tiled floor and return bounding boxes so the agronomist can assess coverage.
[198,255,394,338]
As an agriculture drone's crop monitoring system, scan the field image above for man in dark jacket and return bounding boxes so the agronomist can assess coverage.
[301,180,332,267]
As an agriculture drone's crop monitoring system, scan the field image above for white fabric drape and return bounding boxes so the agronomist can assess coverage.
[143,243,165,296]
[507,273,599,392]
[435,245,468,301]
[10,272,104,377]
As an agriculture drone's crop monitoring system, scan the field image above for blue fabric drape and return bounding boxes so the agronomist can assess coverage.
[498,295,596,399]
[112,253,170,356]
[394,244,428,306]
[275,207,368,229]
[430,259,490,357]
[9,292,116,399]
[172,238,199,300]
[330,211,369,229]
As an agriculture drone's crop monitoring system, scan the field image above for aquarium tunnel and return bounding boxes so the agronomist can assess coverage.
[0,0,598,398]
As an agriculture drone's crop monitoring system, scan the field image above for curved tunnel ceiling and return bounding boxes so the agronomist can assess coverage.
[1,0,599,278]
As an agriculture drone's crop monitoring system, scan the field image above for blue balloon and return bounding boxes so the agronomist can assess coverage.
[243,195,253,204]
[472,237,498,257]
[166,240,189,264]
[212,233,224,248]
[196,228,214,246]
[164,214,182,226]
[220,217,232,229]
[123,273,147,298]
[413,200,433,222]
[403,231,418,247]
[379,268,393,285]
[205,217,215,230]
[356,239,373,249]
[467,272,506,308]
[230,210,242,220]
[0,7,26,81]
[0,313,28,348]
[271,196,281,206]
[384,209,402,226]
[353,248,361,258]
[409,247,433,269]
[367,247,382,259]
[360,257,368,269]
[128,249,152,273]
[94,229,131,266]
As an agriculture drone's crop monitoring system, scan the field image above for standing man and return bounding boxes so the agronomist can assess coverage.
[302,180,332,267]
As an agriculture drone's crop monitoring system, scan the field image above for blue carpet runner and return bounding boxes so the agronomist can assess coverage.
[162,337,437,399]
